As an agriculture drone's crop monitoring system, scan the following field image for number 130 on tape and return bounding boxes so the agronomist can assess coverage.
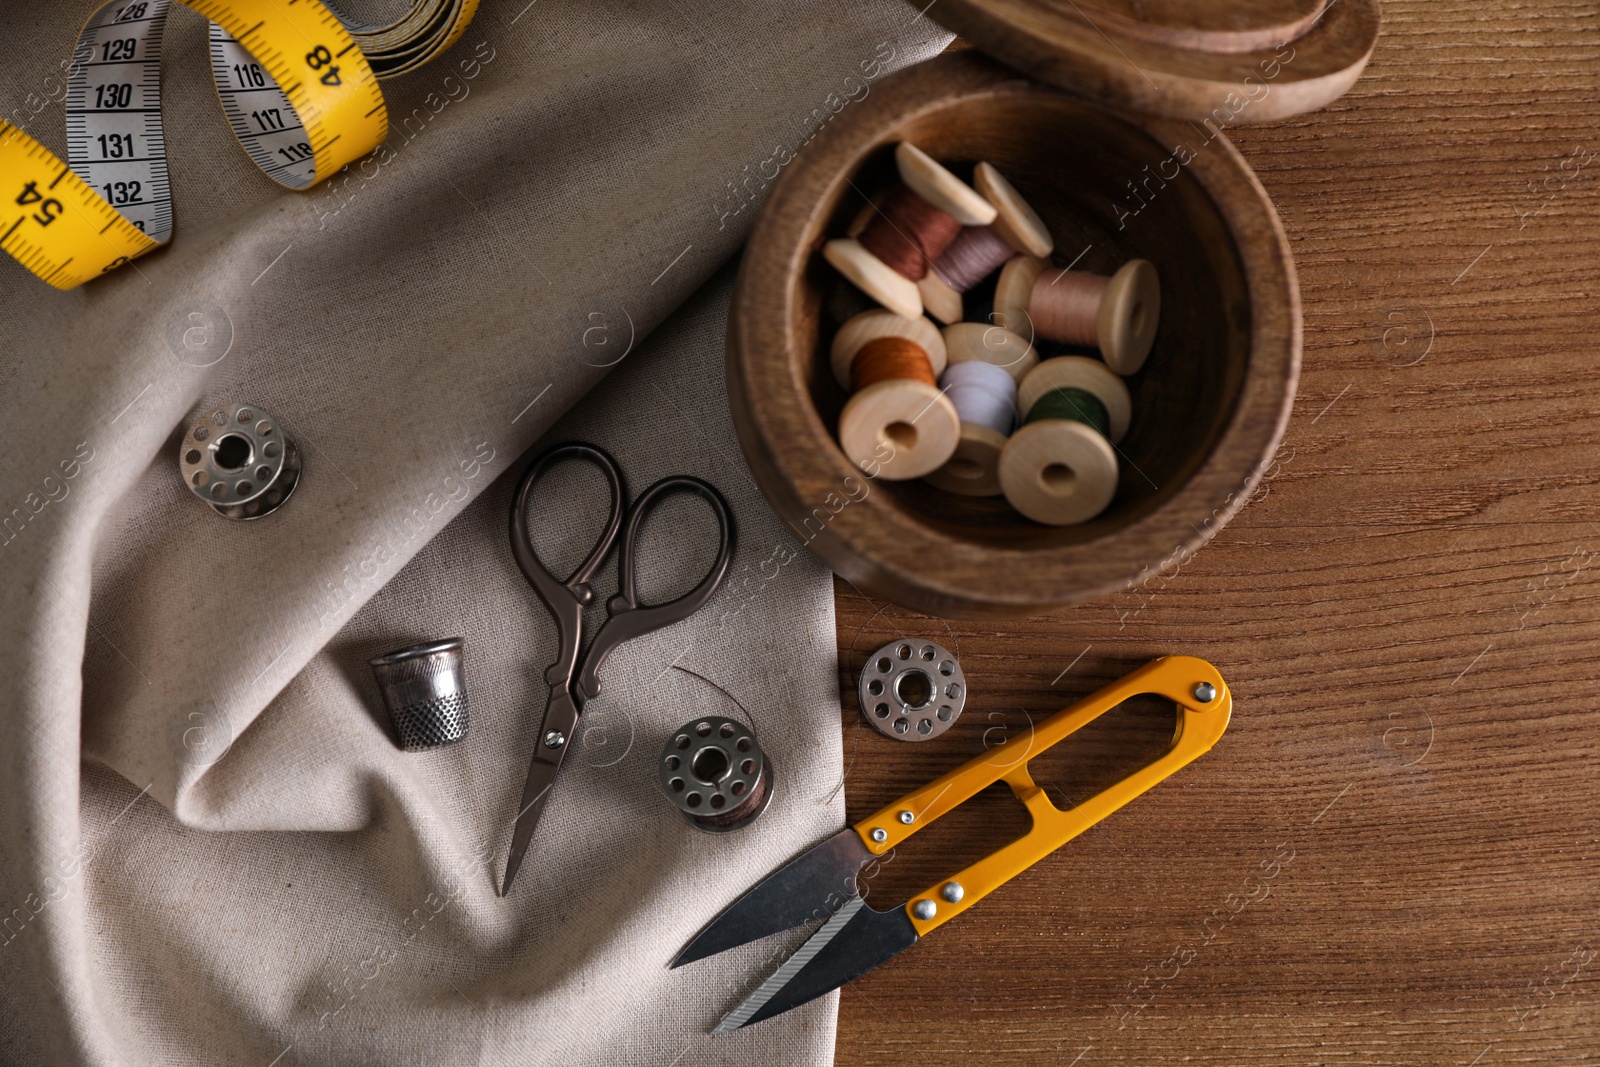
[0,0,436,290]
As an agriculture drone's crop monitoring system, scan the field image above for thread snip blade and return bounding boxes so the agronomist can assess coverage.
[711,895,918,1034]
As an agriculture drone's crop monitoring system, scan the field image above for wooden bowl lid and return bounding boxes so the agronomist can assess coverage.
[921,0,1379,123]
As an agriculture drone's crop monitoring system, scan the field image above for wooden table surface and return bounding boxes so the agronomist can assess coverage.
[833,3,1600,1063]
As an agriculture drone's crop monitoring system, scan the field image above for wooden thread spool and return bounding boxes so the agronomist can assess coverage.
[1000,356,1131,525]
[825,140,995,321]
[1028,259,1161,375]
[924,358,1017,498]
[1016,356,1132,443]
[895,142,997,226]
[831,309,947,390]
[824,238,922,319]
[838,336,960,480]
[857,184,964,281]
[918,270,963,325]
[993,254,1046,337]
[932,225,1015,293]
[942,321,1039,382]
[974,162,1053,258]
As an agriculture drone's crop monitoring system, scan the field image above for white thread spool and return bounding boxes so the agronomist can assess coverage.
[925,359,1018,498]
[942,321,1039,382]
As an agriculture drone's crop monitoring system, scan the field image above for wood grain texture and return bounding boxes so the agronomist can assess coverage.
[727,52,1301,618]
[928,0,1379,120]
[831,2,1600,1062]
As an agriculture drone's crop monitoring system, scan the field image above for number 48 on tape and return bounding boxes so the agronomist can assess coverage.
[2,0,474,290]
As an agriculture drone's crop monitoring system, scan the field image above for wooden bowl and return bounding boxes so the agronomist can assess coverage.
[727,51,1300,618]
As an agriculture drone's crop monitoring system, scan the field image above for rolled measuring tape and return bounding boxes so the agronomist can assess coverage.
[1,0,476,290]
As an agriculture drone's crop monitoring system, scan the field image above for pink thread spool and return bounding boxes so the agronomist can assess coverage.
[1026,259,1161,375]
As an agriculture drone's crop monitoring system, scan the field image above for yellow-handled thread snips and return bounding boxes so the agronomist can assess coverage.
[673,656,1233,1032]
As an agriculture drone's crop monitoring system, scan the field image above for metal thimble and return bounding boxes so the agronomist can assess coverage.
[368,638,469,750]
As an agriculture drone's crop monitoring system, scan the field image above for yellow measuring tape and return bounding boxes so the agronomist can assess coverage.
[1,0,475,290]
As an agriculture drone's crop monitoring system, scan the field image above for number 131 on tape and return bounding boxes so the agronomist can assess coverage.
[2,0,394,290]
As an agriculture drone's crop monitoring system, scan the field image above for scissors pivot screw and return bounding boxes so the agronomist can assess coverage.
[545,730,567,750]
[912,899,938,921]
[898,810,915,824]
[870,828,888,843]
[1193,682,1217,703]
[941,882,965,904]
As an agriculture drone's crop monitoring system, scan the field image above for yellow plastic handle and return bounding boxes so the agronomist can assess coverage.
[848,655,1232,936]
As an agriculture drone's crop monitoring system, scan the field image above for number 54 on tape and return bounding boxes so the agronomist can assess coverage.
[0,0,430,290]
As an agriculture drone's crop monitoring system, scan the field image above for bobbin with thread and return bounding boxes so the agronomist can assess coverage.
[974,162,1053,258]
[824,238,922,319]
[831,309,947,390]
[1000,356,1131,525]
[932,225,1014,293]
[837,333,960,480]
[895,142,997,227]
[658,716,772,833]
[932,161,1052,293]
[924,359,1018,497]
[943,321,1038,382]
[1028,259,1161,375]
[1016,356,1132,444]
[823,142,994,320]
[857,183,964,282]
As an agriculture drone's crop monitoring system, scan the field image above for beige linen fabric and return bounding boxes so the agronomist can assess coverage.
[0,2,950,1064]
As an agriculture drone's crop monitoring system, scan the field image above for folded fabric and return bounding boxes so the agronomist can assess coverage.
[0,2,950,1063]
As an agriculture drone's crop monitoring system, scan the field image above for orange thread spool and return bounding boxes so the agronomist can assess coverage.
[1030,269,1110,346]
[850,336,938,393]
[857,185,964,281]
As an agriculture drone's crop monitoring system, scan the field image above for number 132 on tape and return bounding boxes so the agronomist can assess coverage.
[2,0,390,289]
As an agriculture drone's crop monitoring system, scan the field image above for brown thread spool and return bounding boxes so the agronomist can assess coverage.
[850,336,938,392]
[1027,259,1161,375]
[830,308,947,389]
[857,184,964,281]
[837,336,959,480]
[1030,271,1108,347]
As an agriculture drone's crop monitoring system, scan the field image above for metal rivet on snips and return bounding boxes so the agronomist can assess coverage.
[369,638,470,751]
[179,402,300,519]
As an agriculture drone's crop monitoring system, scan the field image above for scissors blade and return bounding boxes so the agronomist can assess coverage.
[672,829,874,968]
[500,690,579,896]
[711,895,918,1034]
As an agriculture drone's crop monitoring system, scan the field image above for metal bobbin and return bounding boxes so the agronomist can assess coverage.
[658,715,773,834]
[178,402,300,520]
[858,639,967,741]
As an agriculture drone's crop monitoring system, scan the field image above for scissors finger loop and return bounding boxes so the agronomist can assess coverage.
[510,442,626,606]
[577,475,735,701]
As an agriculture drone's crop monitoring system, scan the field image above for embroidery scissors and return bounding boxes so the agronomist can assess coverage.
[674,656,1232,1032]
[500,441,735,895]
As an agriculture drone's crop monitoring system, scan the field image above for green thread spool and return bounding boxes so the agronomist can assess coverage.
[1025,387,1110,439]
